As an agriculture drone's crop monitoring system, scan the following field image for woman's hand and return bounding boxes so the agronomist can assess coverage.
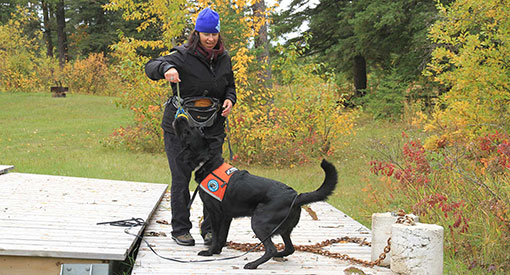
[164,68,181,83]
[221,99,233,117]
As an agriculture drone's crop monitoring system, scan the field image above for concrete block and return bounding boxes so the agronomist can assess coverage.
[371,213,418,266]
[391,223,444,275]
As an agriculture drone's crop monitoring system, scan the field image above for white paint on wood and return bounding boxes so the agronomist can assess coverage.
[371,212,419,266]
[0,172,168,261]
[132,192,391,274]
[391,223,444,275]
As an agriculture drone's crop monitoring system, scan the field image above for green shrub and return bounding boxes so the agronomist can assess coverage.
[361,71,407,120]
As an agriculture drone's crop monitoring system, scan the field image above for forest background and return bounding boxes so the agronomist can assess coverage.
[1,0,509,273]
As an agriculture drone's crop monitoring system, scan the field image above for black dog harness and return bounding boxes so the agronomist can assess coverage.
[199,163,238,201]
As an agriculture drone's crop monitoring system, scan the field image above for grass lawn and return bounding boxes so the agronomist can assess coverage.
[0,92,171,183]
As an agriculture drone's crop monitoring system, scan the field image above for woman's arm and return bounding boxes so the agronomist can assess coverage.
[145,49,184,81]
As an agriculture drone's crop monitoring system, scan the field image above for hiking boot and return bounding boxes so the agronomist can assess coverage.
[172,233,195,246]
[203,232,213,246]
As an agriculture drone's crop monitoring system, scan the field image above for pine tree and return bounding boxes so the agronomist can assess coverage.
[274,0,452,97]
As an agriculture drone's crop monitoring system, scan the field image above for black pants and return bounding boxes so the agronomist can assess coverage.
[163,130,224,237]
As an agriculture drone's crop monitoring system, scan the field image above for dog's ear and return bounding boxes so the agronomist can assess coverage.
[173,116,192,142]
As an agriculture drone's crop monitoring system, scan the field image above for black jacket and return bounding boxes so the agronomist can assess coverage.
[145,45,237,135]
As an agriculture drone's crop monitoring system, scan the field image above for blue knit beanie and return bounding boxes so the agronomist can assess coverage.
[195,7,220,33]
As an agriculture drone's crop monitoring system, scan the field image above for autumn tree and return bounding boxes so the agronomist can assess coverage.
[424,0,510,145]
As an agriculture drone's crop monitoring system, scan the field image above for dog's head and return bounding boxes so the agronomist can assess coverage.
[173,116,212,169]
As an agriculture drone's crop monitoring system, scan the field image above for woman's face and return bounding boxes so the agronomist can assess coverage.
[199,32,219,49]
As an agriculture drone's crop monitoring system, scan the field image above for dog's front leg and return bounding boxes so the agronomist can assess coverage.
[217,217,232,249]
[198,212,222,256]
[207,217,231,255]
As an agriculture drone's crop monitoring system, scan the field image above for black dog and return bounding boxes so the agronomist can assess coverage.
[173,116,338,269]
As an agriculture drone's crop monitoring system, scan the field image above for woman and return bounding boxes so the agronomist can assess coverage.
[145,7,236,246]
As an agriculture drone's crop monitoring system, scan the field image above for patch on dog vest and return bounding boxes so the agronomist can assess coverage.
[199,163,238,201]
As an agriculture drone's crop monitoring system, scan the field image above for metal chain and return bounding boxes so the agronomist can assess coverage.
[395,214,416,225]
[227,210,417,268]
[227,236,385,267]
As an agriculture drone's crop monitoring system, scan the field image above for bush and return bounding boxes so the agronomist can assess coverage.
[365,131,510,272]
[228,43,357,166]
[100,105,164,153]
[101,35,167,153]
[424,0,510,144]
[63,53,123,96]
[360,71,407,120]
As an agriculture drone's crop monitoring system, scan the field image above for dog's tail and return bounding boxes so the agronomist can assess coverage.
[295,159,338,207]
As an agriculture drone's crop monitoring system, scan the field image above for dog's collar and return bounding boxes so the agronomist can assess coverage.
[199,163,238,201]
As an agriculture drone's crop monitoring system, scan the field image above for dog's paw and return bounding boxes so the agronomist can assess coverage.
[243,262,258,269]
[198,250,213,256]
[211,248,222,255]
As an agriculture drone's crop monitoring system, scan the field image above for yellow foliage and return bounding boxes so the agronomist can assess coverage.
[228,43,357,165]
[425,0,510,145]
[62,53,122,96]
[0,7,57,92]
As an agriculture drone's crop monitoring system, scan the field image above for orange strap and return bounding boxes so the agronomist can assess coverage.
[199,163,238,201]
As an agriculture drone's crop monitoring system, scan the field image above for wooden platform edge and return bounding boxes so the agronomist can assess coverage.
[125,184,169,257]
[0,165,14,175]
[0,255,110,275]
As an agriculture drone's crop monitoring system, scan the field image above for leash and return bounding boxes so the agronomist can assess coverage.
[188,185,200,210]
[225,117,234,161]
[97,194,299,264]
[173,82,188,120]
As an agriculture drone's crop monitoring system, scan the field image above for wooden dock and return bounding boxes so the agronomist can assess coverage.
[132,192,391,274]
[0,171,167,275]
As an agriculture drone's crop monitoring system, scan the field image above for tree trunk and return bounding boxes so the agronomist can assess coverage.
[353,55,367,97]
[42,0,53,58]
[252,0,271,88]
[56,0,68,67]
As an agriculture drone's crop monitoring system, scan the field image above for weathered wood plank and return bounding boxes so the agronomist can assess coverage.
[0,172,167,261]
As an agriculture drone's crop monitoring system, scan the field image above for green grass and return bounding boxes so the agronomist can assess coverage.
[0,92,171,183]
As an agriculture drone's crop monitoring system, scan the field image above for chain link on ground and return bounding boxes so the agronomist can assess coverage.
[226,209,418,267]
[227,236,387,267]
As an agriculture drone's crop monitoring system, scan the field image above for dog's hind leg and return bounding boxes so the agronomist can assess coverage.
[273,232,295,258]
[274,210,299,258]
[244,237,277,269]
[244,212,278,269]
